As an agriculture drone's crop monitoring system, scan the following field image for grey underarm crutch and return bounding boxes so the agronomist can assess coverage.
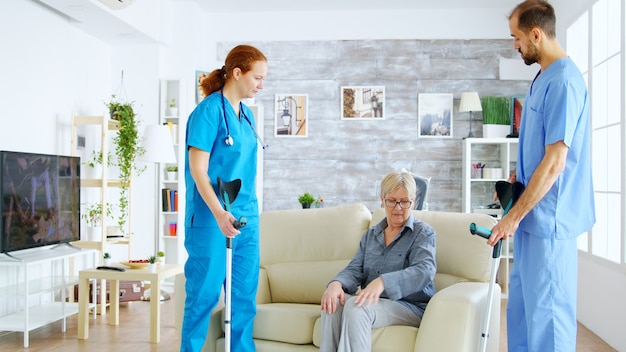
[217,177,248,352]
[469,181,524,352]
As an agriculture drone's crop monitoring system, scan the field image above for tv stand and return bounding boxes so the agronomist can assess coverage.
[0,252,23,262]
[52,242,82,251]
[0,247,98,348]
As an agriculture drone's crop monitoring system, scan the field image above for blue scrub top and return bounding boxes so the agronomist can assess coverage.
[184,91,259,228]
[518,58,595,239]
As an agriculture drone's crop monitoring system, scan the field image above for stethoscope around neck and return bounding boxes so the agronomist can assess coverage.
[221,88,268,149]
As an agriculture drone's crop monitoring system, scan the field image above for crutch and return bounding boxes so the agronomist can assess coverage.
[469,181,524,352]
[217,178,248,352]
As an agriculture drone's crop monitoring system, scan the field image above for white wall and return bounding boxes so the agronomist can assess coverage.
[552,0,625,350]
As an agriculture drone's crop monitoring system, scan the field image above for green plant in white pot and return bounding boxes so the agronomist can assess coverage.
[481,96,511,138]
[81,202,113,242]
[165,166,178,181]
[168,98,178,117]
[83,150,115,179]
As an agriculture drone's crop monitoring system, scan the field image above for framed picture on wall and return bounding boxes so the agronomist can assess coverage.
[195,70,210,104]
[417,93,453,138]
[511,95,525,137]
[274,94,308,137]
[341,86,385,119]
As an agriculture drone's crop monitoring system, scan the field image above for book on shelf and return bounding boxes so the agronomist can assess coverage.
[162,188,170,212]
[162,188,178,212]
[170,189,177,212]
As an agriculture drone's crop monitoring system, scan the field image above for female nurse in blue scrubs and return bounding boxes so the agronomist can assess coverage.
[180,44,267,352]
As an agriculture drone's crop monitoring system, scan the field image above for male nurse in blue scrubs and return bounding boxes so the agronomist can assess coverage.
[488,1,595,351]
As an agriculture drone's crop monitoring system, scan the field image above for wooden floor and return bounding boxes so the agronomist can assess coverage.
[0,296,616,351]
[499,299,617,352]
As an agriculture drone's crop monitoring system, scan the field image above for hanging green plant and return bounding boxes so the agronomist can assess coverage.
[106,95,146,232]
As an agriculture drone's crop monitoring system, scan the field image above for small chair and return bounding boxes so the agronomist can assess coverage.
[401,169,431,210]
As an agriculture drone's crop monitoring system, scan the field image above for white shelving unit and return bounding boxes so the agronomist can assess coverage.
[462,137,518,296]
[0,247,98,348]
[158,80,186,266]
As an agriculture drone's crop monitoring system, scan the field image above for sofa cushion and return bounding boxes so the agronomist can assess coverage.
[254,303,321,344]
[312,317,418,352]
[266,260,349,304]
[371,209,497,288]
[259,203,371,266]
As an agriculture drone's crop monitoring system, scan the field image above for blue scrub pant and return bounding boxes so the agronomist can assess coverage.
[507,232,578,352]
[180,225,259,352]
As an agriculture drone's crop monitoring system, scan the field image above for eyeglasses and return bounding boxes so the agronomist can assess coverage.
[384,199,413,209]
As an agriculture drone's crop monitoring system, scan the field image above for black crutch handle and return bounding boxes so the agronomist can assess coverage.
[233,216,248,229]
[469,223,502,259]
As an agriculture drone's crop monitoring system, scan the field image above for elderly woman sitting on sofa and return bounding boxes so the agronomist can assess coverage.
[320,171,437,351]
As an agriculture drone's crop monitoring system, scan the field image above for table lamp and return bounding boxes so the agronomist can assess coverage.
[459,92,483,138]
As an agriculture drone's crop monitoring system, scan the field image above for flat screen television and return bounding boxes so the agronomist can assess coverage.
[0,150,81,254]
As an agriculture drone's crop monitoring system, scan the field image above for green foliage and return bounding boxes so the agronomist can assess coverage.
[147,255,156,264]
[298,192,316,205]
[106,95,146,232]
[157,251,165,257]
[81,202,113,227]
[169,98,176,108]
[166,166,178,172]
[481,96,511,125]
[85,150,114,168]
[103,252,111,259]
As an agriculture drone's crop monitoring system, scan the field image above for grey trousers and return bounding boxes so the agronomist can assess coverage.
[320,294,422,352]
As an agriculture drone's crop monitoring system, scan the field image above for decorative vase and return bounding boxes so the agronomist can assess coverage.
[482,124,510,138]
[148,263,157,272]
[165,172,177,181]
[88,226,102,242]
[169,107,178,117]
[302,203,311,209]
[103,258,111,266]
[85,164,102,179]
[157,256,165,264]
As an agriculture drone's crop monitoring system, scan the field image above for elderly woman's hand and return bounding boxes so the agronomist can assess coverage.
[354,277,384,307]
[321,281,344,314]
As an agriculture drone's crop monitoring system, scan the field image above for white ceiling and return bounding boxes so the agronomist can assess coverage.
[175,0,520,13]
[30,0,520,44]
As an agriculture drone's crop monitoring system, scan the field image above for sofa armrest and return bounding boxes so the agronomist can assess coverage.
[413,282,500,352]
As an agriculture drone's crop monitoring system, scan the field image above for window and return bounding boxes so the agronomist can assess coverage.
[568,0,624,265]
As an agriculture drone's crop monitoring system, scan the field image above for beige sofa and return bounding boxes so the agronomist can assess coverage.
[175,203,501,352]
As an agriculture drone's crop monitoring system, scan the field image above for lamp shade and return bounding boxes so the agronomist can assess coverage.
[459,92,483,112]
[139,125,176,163]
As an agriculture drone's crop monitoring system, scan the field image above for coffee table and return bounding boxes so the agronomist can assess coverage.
[77,264,184,343]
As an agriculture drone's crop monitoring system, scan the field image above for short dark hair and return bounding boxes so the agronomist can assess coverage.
[509,0,557,38]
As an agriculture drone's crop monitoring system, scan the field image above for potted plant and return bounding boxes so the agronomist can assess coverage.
[298,192,316,209]
[82,202,112,241]
[103,252,111,266]
[168,98,178,117]
[83,150,114,179]
[106,95,146,233]
[157,251,165,264]
[165,166,178,181]
[147,255,157,272]
[481,96,511,138]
